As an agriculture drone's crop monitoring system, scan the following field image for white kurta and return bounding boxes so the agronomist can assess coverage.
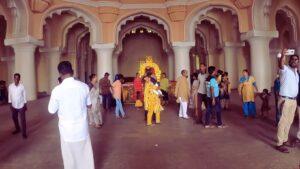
[48,77,95,169]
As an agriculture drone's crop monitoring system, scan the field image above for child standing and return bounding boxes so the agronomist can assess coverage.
[259,89,271,118]
[219,72,231,110]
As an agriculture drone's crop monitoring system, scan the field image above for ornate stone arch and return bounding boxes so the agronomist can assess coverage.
[185,5,238,42]
[116,23,170,55]
[76,30,89,54]
[196,16,223,45]
[275,6,298,43]
[115,12,171,44]
[62,19,90,49]
[195,29,208,52]
[0,5,12,38]
[41,6,102,44]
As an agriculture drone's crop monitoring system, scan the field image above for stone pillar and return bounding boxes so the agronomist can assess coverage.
[92,43,114,82]
[112,55,118,77]
[5,36,43,101]
[241,30,278,92]
[1,57,15,85]
[224,42,245,89]
[167,53,174,80]
[40,47,61,92]
[12,43,38,100]
[172,42,194,80]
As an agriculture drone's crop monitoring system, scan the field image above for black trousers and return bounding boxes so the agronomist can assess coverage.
[161,90,169,101]
[102,94,112,110]
[205,97,222,126]
[197,93,207,123]
[11,106,27,135]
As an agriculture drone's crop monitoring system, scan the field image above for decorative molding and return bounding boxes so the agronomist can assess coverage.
[172,41,195,47]
[6,0,17,17]
[62,19,90,49]
[39,46,61,53]
[62,0,209,9]
[42,7,102,44]
[263,0,272,16]
[187,5,237,41]
[6,0,28,37]
[4,35,44,46]
[277,6,298,42]
[92,43,115,49]
[167,5,186,22]
[116,13,170,44]
[231,0,252,9]
[195,16,223,45]
[195,29,207,51]
[29,0,53,13]
[241,30,278,41]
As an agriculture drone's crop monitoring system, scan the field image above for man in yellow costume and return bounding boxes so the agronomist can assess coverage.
[238,69,258,118]
[144,73,162,126]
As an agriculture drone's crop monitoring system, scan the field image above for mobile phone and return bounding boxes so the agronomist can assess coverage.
[285,49,295,56]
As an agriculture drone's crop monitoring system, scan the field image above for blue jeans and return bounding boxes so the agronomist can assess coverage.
[242,102,256,117]
[115,99,125,117]
[205,97,222,126]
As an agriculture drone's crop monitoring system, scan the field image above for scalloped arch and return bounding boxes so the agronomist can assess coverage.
[195,29,207,52]
[185,5,238,42]
[115,12,171,44]
[62,19,90,49]
[276,6,298,43]
[196,16,223,45]
[41,7,101,44]
[0,4,13,38]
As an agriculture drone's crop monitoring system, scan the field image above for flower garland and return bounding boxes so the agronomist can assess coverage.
[138,56,161,81]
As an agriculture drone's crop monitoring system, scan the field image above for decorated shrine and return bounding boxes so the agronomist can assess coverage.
[121,56,175,104]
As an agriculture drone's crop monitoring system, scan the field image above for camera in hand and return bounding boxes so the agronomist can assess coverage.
[285,49,295,56]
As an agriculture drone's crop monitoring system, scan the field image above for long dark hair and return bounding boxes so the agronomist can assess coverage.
[114,74,120,82]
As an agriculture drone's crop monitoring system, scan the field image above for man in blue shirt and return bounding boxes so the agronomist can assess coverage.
[204,66,225,128]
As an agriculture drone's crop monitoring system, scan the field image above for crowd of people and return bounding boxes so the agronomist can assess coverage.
[3,49,300,169]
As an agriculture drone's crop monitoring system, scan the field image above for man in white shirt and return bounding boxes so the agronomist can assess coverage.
[196,63,208,124]
[48,61,95,169]
[276,49,299,153]
[8,73,27,139]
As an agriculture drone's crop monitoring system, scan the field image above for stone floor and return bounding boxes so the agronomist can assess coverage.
[0,92,299,169]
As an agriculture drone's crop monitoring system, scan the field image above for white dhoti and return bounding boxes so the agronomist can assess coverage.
[179,97,188,118]
[60,136,95,169]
